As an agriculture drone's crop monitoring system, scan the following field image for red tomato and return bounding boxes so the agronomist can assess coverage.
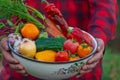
[64,39,79,54]
[55,51,69,62]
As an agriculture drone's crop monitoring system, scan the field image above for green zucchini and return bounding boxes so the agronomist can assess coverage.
[35,37,66,51]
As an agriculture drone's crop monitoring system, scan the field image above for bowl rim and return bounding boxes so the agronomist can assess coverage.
[8,32,98,64]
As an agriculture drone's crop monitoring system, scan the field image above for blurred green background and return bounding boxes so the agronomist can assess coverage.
[0,1,120,80]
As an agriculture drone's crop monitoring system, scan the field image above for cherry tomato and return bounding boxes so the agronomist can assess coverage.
[55,51,69,62]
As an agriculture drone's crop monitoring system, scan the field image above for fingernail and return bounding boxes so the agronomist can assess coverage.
[97,46,100,51]
[24,74,28,76]
[24,73,28,76]
[87,60,92,64]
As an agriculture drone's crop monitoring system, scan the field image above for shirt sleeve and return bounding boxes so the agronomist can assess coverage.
[88,0,119,45]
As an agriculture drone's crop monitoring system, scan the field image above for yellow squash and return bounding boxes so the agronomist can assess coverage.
[35,50,57,62]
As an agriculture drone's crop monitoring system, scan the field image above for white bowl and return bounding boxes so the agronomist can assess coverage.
[8,31,97,80]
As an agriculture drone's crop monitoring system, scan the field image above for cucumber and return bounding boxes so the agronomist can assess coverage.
[35,37,66,51]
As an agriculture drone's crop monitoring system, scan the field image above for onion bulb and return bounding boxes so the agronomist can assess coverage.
[14,38,36,58]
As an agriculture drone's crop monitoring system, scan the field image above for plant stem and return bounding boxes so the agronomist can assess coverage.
[26,5,45,20]
[15,25,19,33]
[41,0,49,5]
[12,10,45,29]
[7,20,15,27]
[0,22,5,28]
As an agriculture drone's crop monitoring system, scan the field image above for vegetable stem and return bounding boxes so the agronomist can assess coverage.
[26,5,45,20]
[41,0,49,5]
[0,0,45,29]
[12,10,44,29]
[15,25,19,33]
[0,22,5,28]
[7,20,14,27]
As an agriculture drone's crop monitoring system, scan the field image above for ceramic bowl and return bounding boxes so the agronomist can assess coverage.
[8,31,97,80]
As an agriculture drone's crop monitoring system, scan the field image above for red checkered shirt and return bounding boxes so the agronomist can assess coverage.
[0,0,118,80]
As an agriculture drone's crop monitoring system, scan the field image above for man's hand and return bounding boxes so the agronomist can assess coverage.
[77,38,105,78]
[0,38,27,76]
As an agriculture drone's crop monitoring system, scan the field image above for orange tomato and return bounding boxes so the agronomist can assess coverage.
[21,23,40,40]
[77,43,92,58]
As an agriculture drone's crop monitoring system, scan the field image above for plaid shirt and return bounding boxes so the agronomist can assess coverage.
[0,0,118,80]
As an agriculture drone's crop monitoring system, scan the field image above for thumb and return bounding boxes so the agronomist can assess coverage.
[96,38,105,52]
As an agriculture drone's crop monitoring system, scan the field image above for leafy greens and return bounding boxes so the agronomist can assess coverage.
[0,0,45,29]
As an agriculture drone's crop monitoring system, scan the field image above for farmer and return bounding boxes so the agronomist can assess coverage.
[0,0,118,80]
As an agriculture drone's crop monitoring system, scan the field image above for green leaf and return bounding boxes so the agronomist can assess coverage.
[0,22,5,28]
[7,20,14,27]
[67,27,73,34]
[26,5,45,20]
[0,0,45,29]
[39,32,48,38]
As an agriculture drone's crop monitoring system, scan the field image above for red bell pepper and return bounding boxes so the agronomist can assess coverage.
[41,0,68,36]
[67,27,83,43]
[67,27,92,46]
[44,3,62,18]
